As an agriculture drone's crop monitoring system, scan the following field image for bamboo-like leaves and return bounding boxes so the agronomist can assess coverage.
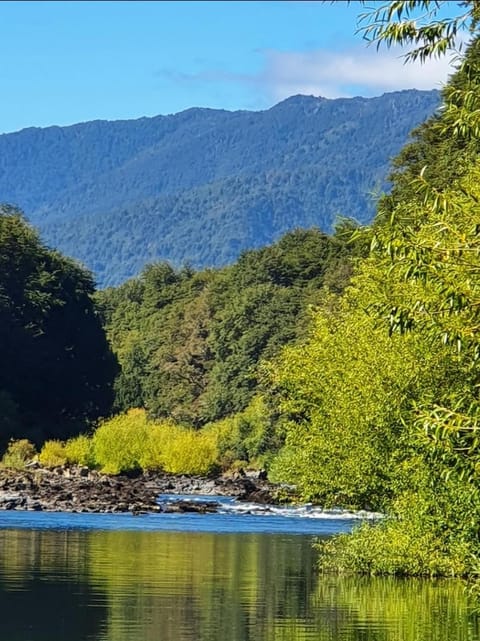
[356,1,473,63]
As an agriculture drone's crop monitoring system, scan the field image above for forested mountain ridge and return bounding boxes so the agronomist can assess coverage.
[0,90,440,286]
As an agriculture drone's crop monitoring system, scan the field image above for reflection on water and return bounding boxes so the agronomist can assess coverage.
[0,528,479,641]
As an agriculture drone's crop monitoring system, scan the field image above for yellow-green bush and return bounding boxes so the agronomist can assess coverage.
[91,410,219,475]
[39,440,67,468]
[158,427,219,475]
[137,422,175,471]
[92,408,150,474]
[65,434,94,467]
[1,439,37,469]
[202,418,234,470]
[31,406,262,476]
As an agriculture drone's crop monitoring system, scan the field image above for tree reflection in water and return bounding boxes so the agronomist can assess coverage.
[0,528,478,641]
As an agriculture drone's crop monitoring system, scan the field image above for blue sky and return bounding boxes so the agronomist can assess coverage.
[0,1,459,134]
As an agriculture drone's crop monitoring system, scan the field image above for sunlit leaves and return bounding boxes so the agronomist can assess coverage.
[355,1,476,63]
[266,287,443,508]
[308,1,480,576]
[370,162,480,360]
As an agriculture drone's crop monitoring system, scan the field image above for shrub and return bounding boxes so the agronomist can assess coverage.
[1,439,37,469]
[204,396,277,471]
[317,462,478,577]
[39,440,67,468]
[65,434,94,467]
[138,420,218,474]
[202,418,233,470]
[92,408,149,474]
[159,427,219,475]
[137,422,174,471]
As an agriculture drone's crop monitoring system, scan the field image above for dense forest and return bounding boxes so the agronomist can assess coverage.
[0,91,439,286]
[3,0,480,583]
[0,206,117,449]
[97,223,365,426]
[0,215,366,472]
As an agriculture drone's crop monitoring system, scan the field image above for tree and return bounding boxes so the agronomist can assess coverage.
[281,6,480,574]
[356,1,480,63]
[0,206,117,446]
[99,228,360,429]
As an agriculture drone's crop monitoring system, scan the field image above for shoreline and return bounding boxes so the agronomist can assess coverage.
[0,465,280,515]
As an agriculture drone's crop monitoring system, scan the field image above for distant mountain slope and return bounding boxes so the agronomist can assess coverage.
[0,91,440,286]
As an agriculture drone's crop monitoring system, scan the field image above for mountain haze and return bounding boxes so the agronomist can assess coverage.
[0,90,440,286]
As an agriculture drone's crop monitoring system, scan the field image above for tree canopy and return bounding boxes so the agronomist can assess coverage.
[357,1,480,62]
[266,27,480,577]
[96,225,366,428]
[0,206,117,446]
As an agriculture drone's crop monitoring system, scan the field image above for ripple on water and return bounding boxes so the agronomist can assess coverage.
[0,493,381,535]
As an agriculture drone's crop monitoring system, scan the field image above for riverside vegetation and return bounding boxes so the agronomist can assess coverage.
[2,0,480,585]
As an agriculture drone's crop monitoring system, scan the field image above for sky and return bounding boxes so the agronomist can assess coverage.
[0,0,462,134]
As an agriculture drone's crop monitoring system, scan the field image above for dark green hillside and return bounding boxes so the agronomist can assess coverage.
[97,225,366,428]
[0,91,439,286]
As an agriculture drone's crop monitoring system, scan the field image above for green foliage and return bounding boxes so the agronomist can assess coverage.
[357,1,479,63]
[206,395,278,470]
[45,409,221,475]
[64,435,95,467]
[378,35,480,222]
[134,423,172,471]
[31,397,275,476]
[0,206,118,447]
[92,409,150,474]
[266,275,469,509]
[268,163,480,571]
[154,428,219,475]
[1,439,36,469]
[266,31,480,576]
[370,166,480,495]
[99,227,363,430]
[319,454,479,577]
[38,440,68,468]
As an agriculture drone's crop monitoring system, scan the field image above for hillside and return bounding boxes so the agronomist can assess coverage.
[0,90,440,286]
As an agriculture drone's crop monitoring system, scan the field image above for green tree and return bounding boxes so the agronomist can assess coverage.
[0,206,117,446]
[356,1,480,63]
[274,18,480,574]
[100,228,360,430]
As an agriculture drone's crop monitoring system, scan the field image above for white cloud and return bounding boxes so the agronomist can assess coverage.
[259,45,458,102]
[158,41,464,110]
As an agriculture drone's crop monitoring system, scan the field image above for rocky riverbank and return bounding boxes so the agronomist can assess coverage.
[0,465,281,514]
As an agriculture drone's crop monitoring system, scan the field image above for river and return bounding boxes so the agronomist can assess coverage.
[0,495,479,641]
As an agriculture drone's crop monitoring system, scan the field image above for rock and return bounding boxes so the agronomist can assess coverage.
[25,461,40,470]
[243,489,274,505]
[163,499,219,514]
[0,466,283,515]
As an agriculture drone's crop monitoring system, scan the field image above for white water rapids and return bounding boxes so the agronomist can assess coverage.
[157,493,383,521]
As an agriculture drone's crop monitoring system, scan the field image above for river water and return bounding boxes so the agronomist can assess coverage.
[0,495,479,641]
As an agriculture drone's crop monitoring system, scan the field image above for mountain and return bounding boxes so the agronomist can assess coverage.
[0,90,441,287]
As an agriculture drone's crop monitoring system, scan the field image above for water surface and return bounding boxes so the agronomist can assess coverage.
[0,505,478,641]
